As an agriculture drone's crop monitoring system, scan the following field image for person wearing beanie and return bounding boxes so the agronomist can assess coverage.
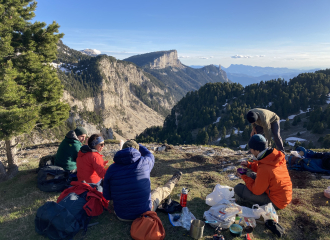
[54,127,88,171]
[103,140,182,221]
[76,134,108,188]
[234,134,292,209]
[246,108,284,152]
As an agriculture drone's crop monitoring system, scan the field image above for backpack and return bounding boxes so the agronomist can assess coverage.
[35,191,90,240]
[37,166,68,192]
[37,155,55,173]
[130,211,165,240]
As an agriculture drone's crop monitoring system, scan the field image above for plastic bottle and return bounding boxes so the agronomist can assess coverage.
[180,188,188,207]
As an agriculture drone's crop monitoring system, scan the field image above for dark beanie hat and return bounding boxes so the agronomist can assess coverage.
[74,126,87,136]
[122,140,139,150]
[246,111,258,123]
[248,134,267,151]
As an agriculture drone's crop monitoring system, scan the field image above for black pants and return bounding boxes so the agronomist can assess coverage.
[255,120,284,152]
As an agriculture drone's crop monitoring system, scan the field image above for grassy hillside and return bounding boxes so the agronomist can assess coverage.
[1,144,330,239]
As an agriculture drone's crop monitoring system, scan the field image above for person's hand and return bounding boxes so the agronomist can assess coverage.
[250,128,257,137]
[84,137,89,145]
[103,160,109,167]
[236,171,242,179]
[241,160,248,167]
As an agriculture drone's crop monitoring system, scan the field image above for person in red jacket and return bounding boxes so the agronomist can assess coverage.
[76,134,108,188]
[234,134,292,209]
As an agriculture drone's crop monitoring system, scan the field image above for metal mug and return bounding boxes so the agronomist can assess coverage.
[190,219,205,239]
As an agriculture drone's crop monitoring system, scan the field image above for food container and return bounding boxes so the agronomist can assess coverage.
[190,220,205,239]
[229,224,243,237]
[237,168,247,175]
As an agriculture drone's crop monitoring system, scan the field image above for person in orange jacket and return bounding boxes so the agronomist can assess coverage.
[76,134,108,189]
[234,134,292,209]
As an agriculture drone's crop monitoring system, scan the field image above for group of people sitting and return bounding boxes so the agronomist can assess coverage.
[53,126,182,221]
[53,107,292,222]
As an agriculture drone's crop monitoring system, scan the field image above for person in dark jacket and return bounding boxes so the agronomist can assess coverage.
[76,134,108,186]
[54,126,87,171]
[103,140,182,221]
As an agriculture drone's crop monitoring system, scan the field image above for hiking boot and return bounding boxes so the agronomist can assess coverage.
[169,171,182,184]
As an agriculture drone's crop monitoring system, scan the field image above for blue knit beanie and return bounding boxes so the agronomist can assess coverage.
[246,111,258,123]
[248,134,267,151]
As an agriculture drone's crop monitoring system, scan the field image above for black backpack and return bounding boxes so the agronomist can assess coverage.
[35,191,91,240]
[37,166,68,192]
[37,155,56,173]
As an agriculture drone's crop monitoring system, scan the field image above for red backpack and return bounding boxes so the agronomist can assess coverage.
[130,211,165,240]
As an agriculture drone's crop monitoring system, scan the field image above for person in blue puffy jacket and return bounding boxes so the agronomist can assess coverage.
[103,140,182,221]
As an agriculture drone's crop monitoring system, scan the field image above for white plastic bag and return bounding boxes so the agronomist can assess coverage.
[239,204,263,219]
[203,199,241,229]
[205,184,235,206]
[260,203,278,223]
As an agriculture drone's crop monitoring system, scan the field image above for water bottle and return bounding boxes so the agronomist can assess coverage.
[180,188,188,207]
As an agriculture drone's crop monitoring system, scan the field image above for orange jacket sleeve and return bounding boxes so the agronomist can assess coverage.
[92,155,107,179]
[247,160,258,173]
[241,166,270,195]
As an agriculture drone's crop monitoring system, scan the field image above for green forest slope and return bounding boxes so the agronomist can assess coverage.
[137,69,330,147]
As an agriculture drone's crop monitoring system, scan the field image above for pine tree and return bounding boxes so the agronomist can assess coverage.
[0,1,70,180]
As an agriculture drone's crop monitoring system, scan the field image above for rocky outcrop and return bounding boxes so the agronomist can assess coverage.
[61,56,176,139]
[149,50,185,69]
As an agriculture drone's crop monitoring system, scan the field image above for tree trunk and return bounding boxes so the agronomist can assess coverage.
[2,138,19,181]
[5,138,18,167]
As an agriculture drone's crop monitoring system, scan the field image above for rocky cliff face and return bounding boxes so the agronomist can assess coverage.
[61,56,176,139]
[149,50,184,69]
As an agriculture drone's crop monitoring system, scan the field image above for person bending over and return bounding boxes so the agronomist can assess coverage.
[54,126,87,171]
[234,134,292,210]
[103,140,182,221]
[246,108,284,152]
[76,134,108,188]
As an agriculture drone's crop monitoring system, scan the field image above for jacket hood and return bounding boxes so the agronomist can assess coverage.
[258,148,286,167]
[65,130,80,141]
[113,147,141,165]
[80,145,98,153]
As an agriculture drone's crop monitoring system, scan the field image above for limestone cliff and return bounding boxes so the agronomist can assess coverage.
[148,50,185,69]
[60,56,176,139]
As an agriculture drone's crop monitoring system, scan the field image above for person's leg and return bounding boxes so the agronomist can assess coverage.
[150,171,182,211]
[271,121,284,152]
[234,183,272,207]
[255,125,264,134]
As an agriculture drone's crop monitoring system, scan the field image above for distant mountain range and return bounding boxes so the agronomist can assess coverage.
[190,64,320,86]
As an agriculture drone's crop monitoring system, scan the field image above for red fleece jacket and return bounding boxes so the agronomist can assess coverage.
[241,149,292,209]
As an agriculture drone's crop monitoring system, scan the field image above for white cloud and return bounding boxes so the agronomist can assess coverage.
[231,55,253,58]
[199,57,209,59]
[178,55,191,58]
[92,49,101,54]
[256,55,265,57]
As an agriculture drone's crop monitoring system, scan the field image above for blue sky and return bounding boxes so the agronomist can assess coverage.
[34,0,330,69]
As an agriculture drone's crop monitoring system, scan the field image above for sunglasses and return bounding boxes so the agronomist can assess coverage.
[99,143,104,147]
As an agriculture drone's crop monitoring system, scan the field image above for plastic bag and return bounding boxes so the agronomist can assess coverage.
[239,204,263,219]
[206,184,235,206]
[168,207,196,230]
[260,203,278,223]
[203,199,241,229]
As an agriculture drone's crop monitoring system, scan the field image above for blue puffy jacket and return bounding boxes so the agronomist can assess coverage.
[103,144,155,220]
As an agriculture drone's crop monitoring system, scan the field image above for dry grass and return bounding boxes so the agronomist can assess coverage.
[1,145,330,240]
